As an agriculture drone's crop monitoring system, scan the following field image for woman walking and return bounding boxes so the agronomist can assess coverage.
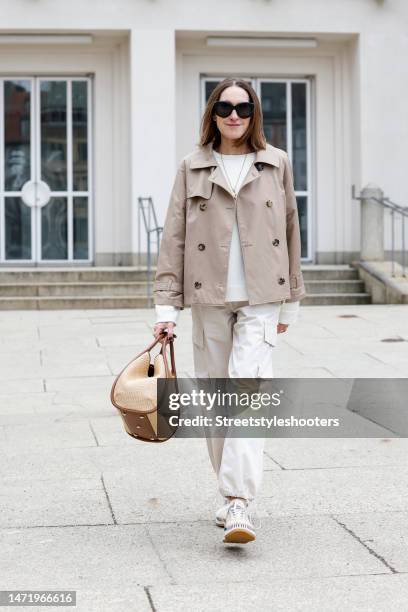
[152,78,306,544]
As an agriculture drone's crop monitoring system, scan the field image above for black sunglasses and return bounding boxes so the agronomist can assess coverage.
[213,100,255,119]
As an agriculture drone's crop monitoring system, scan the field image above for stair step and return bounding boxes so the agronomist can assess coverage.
[0,295,155,310]
[0,268,154,283]
[0,264,373,308]
[301,293,372,305]
[304,280,366,293]
[0,281,150,297]
[0,292,372,310]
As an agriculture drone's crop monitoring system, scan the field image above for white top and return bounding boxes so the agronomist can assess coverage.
[214,150,254,301]
[156,151,300,326]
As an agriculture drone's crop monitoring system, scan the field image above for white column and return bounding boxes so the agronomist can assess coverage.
[129,28,176,264]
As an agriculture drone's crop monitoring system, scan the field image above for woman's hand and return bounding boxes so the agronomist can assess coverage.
[277,323,289,334]
[153,321,176,341]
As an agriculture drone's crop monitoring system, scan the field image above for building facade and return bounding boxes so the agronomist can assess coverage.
[0,0,406,267]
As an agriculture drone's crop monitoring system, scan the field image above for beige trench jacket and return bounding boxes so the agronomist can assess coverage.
[153,141,306,310]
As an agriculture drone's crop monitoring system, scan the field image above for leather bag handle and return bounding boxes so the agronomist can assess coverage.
[159,331,177,378]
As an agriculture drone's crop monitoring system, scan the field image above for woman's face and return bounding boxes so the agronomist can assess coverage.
[213,85,252,142]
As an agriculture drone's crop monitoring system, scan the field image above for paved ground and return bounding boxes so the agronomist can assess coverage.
[1,304,408,611]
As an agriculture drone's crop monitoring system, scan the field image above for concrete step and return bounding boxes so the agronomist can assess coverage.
[0,282,150,297]
[0,295,154,310]
[305,280,366,293]
[0,279,365,298]
[0,266,154,283]
[301,293,372,305]
[0,292,372,310]
[0,264,360,283]
[301,266,359,280]
[0,264,372,309]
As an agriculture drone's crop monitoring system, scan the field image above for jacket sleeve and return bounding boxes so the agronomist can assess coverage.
[283,152,306,302]
[153,160,186,309]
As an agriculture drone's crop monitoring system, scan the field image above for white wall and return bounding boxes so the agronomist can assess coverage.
[0,0,407,262]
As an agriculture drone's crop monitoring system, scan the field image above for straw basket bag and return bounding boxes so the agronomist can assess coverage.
[110,331,179,442]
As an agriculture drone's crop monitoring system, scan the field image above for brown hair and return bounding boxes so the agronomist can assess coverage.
[199,78,267,150]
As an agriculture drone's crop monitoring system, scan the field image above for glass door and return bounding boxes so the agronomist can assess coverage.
[201,76,312,261]
[0,76,92,263]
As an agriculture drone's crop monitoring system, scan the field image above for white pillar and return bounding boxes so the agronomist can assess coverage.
[129,28,176,264]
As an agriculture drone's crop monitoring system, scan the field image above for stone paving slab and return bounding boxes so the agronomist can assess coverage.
[260,465,408,516]
[263,437,408,469]
[0,439,210,481]
[148,575,408,612]
[0,525,169,590]
[0,477,112,528]
[44,375,115,393]
[146,515,387,583]
[332,511,408,573]
[2,421,97,451]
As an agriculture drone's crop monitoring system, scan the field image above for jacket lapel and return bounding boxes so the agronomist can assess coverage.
[189,141,281,198]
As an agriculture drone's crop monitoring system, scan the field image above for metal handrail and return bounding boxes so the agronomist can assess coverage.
[352,185,407,278]
[137,197,163,306]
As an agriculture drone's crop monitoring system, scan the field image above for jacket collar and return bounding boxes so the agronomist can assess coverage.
[189,141,281,170]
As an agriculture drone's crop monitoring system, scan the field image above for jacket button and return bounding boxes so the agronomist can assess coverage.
[199,202,207,211]
[273,238,280,246]
[198,243,205,251]
[194,281,202,289]
[278,277,285,285]
[266,200,273,207]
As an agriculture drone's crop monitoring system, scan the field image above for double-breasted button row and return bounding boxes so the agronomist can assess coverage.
[272,238,280,246]
[199,202,207,211]
[198,243,205,251]
[194,281,202,289]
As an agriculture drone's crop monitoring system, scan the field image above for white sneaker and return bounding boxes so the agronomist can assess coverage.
[215,498,230,527]
[223,498,256,544]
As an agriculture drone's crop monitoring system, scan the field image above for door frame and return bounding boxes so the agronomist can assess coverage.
[0,74,94,265]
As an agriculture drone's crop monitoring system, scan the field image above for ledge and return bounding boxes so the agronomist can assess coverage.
[352,260,408,304]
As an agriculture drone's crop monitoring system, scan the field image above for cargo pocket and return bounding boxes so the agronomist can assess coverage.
[263,320,278,347]
[257,320,277,378]
[192,321,205,349]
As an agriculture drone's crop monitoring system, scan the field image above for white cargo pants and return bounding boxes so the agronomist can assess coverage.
[191,300,281,502]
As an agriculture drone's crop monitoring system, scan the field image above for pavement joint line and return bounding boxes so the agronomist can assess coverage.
[101,474,117,525]
[331,515,398,574]
[364,351,388,364]
[262,451,286,469]
[6,513,408,530]
[88,421,100,446]
[143,586,157,612]
[263,463,405,471]
[144,524,177,584]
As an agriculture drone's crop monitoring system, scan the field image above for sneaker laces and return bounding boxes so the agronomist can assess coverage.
[212,494,262,529]
[226,499,262,530]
